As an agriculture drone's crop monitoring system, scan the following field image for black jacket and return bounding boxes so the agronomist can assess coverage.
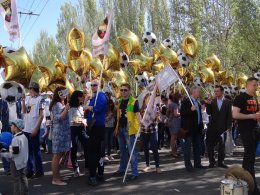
[206,98,232,135]
[180,98,203,136]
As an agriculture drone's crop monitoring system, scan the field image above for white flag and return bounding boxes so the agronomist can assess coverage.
[0,0,20,42]
[156,65,179,92]
[92,11,113,57]
[141,84,161,129]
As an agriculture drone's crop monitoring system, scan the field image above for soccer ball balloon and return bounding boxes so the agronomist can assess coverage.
[254,72,260,79]
[223,85,231,97]
[148,76,155,84]
[120,52,129,68]
[177,49,190,68]
[230,84,239,96]
[142,31,157,44]
[0,81,25,103]
[239,87,246,94]
[3,46,16,54]
[162,38,173,48]
[135,72,149,87]
[193,77,203,87]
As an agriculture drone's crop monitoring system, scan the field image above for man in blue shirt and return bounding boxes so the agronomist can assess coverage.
[85,79,107,186]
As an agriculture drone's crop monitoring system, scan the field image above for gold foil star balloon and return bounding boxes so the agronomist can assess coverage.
[117,28,141,56]
[105,43,120,71]
[66,67,82,91]
[65,77,75,95]
[217,70,234,86]
[67,49,91,76]
[39,56,67,87]
[151,47,161,62]
[205,54,221,72]
[90,57,103,78]
[181,33,198,58]
[30,66,48,91]
[128,53,154,73]
[0,46,4,67]
[4,47,36,87]
[103,69,113,81]
[236,72,248,89]
[176,67,188,77]
[112,69,128,85]
[185,70,195,85]
[152,43,178,68]
[81,48,92,74]
[151,43,166,61]
[160,47,178,68]
[67,28,85,52]
[199,67,215,83]
[152,62,165,75]
[107,81,120,98]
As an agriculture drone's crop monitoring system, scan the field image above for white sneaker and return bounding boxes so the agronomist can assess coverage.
[108,155,114,160]
[73,168,80,177]
[104,156,110,162]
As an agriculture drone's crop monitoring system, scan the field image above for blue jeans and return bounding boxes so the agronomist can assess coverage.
[24,131,43,174]
[182,134,202,169]
[118,127,138,176]
[141,132,160,168]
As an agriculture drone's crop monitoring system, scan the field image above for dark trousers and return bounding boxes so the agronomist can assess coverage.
[239,128,260,194]
[157,122,165,148]
[11,161,28,195]
[201,132,206,156]
[182,134,202,169]
[87,125,105,178]
[24,131,43,174]
[141,132,160,168]
[104,127,114,156]
[70,126,88,170]
[207,131,225,164]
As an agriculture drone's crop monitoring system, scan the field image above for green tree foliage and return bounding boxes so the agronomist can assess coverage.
[32,31,60,65]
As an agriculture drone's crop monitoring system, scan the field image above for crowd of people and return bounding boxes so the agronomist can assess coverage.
[0,77,259,195]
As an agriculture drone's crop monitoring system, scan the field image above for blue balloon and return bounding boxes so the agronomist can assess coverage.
[0,132,13,149]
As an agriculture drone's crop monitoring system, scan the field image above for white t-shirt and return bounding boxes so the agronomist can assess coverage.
[23,95,45,133]
[11,131,28,170]
[44,97,51,117]
[8,102,17,122]
[69,106,84,126]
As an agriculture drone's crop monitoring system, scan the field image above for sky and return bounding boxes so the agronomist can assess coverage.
[0,0,77,53]
[0,0,77,83]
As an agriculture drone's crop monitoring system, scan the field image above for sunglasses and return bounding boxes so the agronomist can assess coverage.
[91,84,98,87]
[120,89,128,92]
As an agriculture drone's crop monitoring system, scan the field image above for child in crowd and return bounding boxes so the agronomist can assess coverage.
[9,119,29,195]
[200,100,209,156]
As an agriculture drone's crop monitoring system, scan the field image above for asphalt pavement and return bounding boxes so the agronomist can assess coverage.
[1,145,260,195]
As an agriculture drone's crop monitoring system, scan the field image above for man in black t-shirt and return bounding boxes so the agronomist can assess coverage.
[233,77,260,195]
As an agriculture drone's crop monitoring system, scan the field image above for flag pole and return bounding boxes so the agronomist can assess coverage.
[93,56,105,108]
[122,130,139,183]
[173,70,194,106]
